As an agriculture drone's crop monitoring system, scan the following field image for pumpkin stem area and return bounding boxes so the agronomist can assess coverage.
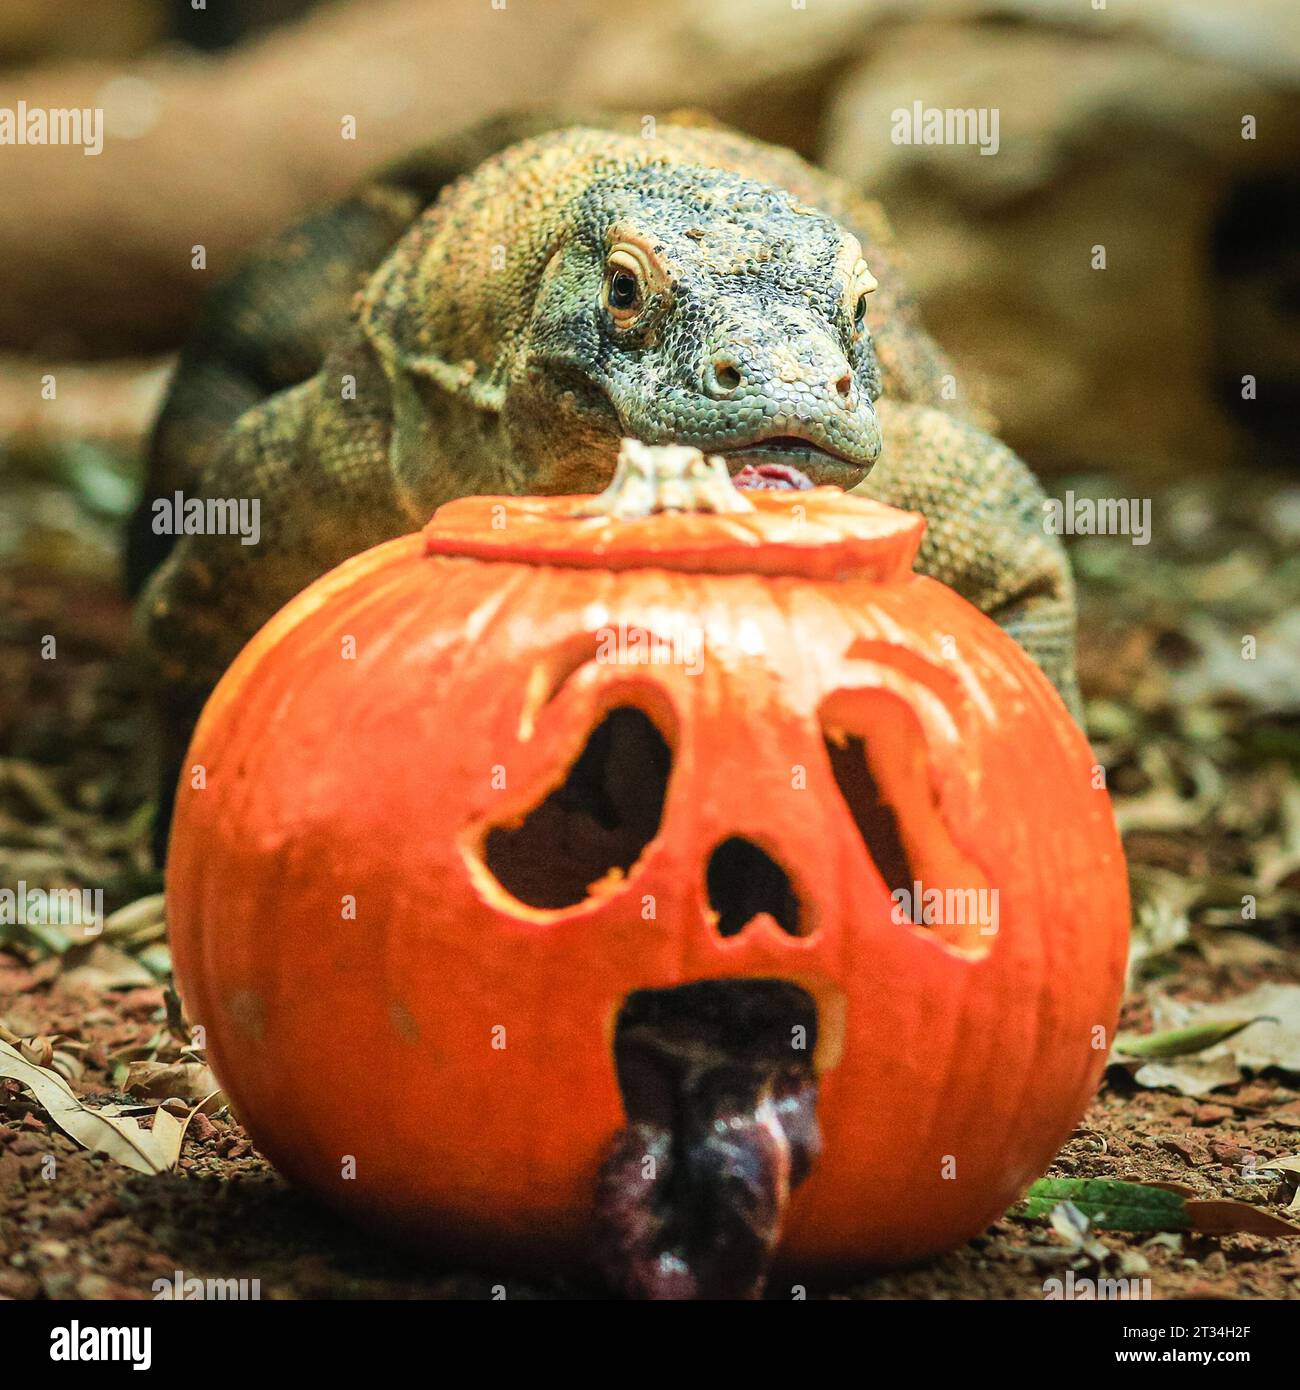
[595,979,820,1300]
[573,439,757,519]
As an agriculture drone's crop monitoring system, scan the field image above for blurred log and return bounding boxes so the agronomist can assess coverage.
[0,0,163,65]
[0,0,603,358]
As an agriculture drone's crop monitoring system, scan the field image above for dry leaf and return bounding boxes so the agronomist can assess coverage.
[59,941,155,991]
[1184,1200,1300,1237]
[124,1060,219,1103]
[194,1088,228,1118]
[49,1048,84,1083]
[1125,985,1300,1096]
[19,1035,54,1068]
[101,893,167,945]
[146,1106,186,1169]
[1258,1156,1300,1211]
[1130,1054,1244,1098]
[0,1038,177,1174]
[1184,984,1300,1074]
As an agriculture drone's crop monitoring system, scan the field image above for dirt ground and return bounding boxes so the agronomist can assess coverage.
[1,452,1298,1300]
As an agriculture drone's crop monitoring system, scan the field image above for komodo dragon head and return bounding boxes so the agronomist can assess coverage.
[359,143,884,514]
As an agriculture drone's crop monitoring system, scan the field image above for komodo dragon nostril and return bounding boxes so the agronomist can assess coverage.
[706,358,743,397]
[834,372,853,399]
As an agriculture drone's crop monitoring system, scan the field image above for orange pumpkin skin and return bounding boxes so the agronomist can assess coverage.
[166,487,1128,1273]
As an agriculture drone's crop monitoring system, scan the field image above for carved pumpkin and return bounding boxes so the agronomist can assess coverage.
[167,443,1128,1292]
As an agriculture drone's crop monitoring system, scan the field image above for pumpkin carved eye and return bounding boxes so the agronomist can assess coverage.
[821,686,994,956]
[823,730,916,900]
[482,705,670,910]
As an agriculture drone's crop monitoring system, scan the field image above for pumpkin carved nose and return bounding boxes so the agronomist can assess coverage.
[706,837,803,938]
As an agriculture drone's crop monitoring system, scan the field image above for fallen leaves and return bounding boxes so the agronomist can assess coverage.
[59,940,156,991]
[123,1059,218,1105]
[0,878,169,983]
[1188,984,1300,1074]
[0,1037,188,1174]
[1112,984,1300,1098]
[1015,1177,1300,1238]
[1114,1016,1270,1060]
[98,892,165,943]
[0,1025,88,1084]
[1129,1054,1243,1099]
[1079,477,1300,1000]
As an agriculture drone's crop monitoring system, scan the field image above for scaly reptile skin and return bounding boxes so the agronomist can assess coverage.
[134,117,1080,828]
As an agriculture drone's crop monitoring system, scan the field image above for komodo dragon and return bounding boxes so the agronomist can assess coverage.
[133,114,1079,816]
[130,114,1083,1299]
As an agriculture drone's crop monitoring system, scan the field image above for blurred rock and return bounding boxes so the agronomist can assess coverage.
[0,0,163,66]
[564,0,880,158]
[0,0,605,357]
[823,10,1300,477]
[0,356,169,449]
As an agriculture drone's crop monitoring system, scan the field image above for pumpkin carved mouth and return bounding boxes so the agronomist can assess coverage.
[596,979,821,1300]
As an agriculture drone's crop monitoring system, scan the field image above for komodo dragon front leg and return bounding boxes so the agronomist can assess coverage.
[138,338,416,850]
[857,400,1082,721]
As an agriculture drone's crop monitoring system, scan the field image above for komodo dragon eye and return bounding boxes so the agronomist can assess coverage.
[608,271,638,311]
[603,242,661,328]
[849,257,878,337]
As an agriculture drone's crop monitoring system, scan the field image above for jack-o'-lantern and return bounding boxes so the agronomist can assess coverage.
[166,441,1128,1298]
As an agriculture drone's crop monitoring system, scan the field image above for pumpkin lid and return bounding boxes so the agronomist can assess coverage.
[423,441,925,581]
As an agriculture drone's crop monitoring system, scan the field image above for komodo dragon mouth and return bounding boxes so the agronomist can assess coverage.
[715,433,870,484]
